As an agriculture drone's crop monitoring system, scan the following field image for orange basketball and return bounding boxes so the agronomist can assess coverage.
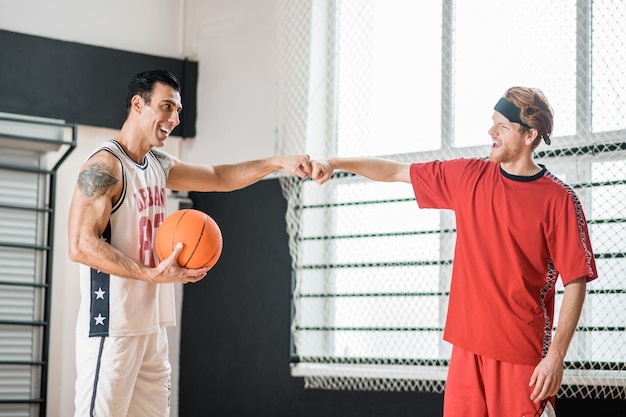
[155,209,223,269]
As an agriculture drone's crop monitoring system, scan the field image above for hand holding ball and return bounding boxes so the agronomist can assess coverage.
[155,209,223,269]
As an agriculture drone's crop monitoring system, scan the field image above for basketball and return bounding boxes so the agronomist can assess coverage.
[155,209,223,269]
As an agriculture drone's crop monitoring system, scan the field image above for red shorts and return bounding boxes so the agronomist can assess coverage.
[443,345,555,417]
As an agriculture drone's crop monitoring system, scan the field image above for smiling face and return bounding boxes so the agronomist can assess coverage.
[487,111,529,165]
[134,81,182,148]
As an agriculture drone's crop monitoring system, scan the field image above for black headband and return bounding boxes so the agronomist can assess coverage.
[494,97,531,129]
[493,96,551,145]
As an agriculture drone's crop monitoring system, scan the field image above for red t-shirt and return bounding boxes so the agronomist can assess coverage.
[410,158,598,365]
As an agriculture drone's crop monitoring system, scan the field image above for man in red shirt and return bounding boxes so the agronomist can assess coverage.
[311,87,598,416]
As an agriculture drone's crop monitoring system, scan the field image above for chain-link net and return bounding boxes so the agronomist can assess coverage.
[277,0,626,399]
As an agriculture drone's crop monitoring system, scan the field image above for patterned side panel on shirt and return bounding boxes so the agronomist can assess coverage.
[89,222,111,337]
[540,259,558,357]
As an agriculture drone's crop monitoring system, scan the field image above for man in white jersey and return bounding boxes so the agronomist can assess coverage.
[68,70,312,417]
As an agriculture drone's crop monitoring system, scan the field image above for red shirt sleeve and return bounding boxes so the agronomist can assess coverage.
[410,159,474,210]
[547,192,598,284]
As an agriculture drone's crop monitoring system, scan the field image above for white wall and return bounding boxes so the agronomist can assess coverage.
[0,0,185,57]
[0,0,279,415]
[182,0,279,164]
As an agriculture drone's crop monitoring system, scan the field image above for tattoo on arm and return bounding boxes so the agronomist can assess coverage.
[78,163,119,197]
[152,149,173,174]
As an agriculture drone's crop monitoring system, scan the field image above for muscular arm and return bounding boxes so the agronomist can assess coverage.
[529,277,587,402]
[162,153,312,192]
[68,151,207,284]
[311,157,411,184]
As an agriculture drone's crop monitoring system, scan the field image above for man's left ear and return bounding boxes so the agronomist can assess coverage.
[131,94,144,114]
[525,128,539,145]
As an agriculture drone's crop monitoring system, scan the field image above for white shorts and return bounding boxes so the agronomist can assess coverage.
[74,328,171,417]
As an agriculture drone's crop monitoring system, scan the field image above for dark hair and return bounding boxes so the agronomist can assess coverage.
[503,86,554,148]
[125,70,181,115]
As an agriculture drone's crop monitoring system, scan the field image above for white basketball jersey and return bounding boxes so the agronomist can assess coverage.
[77,140,176,337]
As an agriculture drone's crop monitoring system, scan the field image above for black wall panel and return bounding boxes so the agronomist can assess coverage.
[181,180,444,417]
[0,29,197,137]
